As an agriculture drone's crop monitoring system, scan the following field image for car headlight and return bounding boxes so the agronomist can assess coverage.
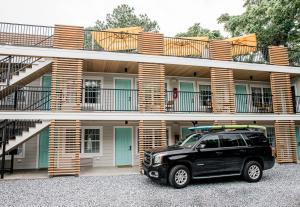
[153,154,164,164]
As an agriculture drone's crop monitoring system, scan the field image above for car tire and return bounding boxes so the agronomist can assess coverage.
[168,165,190,188]
[243,161,263,182]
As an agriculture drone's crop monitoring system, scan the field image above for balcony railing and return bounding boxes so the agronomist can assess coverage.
[0,22,54,47]
[232,44,269,64]
[165,91,212,112]
[235,94,273,113]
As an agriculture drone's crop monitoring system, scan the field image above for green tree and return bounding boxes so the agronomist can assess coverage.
[92,4,160,32]
[176,23,223,39]
[218,0,300,48]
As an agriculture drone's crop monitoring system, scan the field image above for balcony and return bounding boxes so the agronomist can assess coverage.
[1,22,299,67]
[235,94,273,113]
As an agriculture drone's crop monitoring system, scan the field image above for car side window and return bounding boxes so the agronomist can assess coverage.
[220,134,246,147]
[199,135,220,148]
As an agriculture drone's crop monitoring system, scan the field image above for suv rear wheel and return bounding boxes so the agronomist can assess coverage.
[243,161,262,182]
[168,165,190,188]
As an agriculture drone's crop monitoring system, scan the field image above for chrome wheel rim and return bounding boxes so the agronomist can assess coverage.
[248,165,260,180]
[174,169,188,185]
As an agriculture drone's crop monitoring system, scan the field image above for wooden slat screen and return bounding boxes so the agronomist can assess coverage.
[138,32,167,169]
[49,120,81,176]
[209,41,235,114]
[274,121,297,163]
[269,46,297,163]
[49,25,84,176]
[138,120,167,167]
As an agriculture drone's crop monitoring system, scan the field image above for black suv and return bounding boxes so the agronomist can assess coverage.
[143,130,275,188]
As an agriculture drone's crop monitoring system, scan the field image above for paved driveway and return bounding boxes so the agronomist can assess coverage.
[0,164,299,207]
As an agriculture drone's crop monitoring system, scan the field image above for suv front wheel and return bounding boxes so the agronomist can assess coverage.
[243,161,263,182]
[168,165,191,188]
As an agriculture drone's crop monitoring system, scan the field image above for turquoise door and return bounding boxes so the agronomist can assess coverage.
[295,127,300,160]
[235,85,248,112]
[180,82,194,111]
[115,79,131,111]
[115,128,132,166]
[42,76,51,110]
[38,128,49,168]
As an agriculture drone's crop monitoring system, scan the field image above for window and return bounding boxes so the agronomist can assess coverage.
[199,85,211,106]
[244,132,269,146]
[181,134,203,148]
[199,135,220,148]
[84,79,101,104]
[266,127,275,147]
[251,87,272,108]
[82,128,101,154]
[220,134,246,147]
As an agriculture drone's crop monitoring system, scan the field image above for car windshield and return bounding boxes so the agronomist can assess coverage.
[180,134,202,148]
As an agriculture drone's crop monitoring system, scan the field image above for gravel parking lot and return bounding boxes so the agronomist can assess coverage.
[0,164,299,207]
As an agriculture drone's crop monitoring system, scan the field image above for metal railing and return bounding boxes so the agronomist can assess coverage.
[235,94,273,113]
[232,44,269,64]
[84,29,139,53]
[0,56,41,84]
[0,22,54,47]
[165,91,212,112]
[288,49,300,67]
[0,86,51,111]
[164,37,210,58]
[82,87,138,111]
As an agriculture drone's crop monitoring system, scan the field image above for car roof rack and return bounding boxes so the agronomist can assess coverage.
[188,125,266,133]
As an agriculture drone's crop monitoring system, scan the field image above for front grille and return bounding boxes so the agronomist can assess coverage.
[144,152,152,166]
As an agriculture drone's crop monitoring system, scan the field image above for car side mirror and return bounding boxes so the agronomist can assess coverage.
[196,144,206,151]
[177,141,182,145]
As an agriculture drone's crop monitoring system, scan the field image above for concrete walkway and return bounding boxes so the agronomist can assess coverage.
[2,166,139,180]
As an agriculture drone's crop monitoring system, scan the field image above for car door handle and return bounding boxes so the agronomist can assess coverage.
[240,149,246,153]
[129,145,132,151]
[215,151,223,155]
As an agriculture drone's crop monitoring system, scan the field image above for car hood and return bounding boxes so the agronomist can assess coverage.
[146,145,186,154]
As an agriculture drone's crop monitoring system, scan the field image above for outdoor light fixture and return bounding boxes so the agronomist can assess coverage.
[124,67,128,72]
[125,120,128,125]
[193,72,197,77]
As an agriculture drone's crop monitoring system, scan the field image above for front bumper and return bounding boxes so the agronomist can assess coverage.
[143,163,168,184]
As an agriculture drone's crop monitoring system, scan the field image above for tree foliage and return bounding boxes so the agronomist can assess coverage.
[91,4,160,32]
[218,0,300,48]
[176,23,223,39]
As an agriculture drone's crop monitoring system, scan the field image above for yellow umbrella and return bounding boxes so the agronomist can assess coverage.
[223,34,257,56]
[164,36,209,57]
[91,27,143,51]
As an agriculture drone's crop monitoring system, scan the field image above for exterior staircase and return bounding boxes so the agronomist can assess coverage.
[0,56,52,97]
[0,120,50,154]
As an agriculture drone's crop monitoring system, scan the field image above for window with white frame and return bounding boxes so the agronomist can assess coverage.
[266,127,276,147]
[84,79,102,104]
[199,85,211,106]
[251,87,272,107]
[82,128,101,154]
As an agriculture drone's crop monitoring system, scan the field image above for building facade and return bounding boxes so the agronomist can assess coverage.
[0,22,299,177]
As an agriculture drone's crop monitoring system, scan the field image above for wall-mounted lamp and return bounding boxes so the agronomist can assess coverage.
[124,67,128,73]
[125,120,128,125]
[250,76,253,81]
[193,72,197,77]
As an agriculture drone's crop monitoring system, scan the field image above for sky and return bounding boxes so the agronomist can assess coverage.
[0,0,245,36]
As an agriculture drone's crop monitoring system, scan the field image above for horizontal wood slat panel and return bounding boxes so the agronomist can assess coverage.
[274,121,297,163]
[209,41,232,61]
[269,46,289,66]
[138,32,164,55]
[49,120,81,176]
[139,120,167,170]
[53,25,84,50]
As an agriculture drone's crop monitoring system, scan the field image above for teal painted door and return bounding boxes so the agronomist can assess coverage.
[235,85,248,112]
[42,76,51,110]
[115,128,132,166]
[115,79,131,111]
[295,127,300,160]
[38,128,49,168]
[180,82,194,111]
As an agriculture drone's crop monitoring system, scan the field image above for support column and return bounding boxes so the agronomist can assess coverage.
[269,46,297,163]
[49,25,84,176]
[138,32,167,169]
[209,41,236,125]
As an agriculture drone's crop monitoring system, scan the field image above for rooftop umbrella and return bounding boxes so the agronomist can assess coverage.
[91,27,143,52]
[224,34,257,56]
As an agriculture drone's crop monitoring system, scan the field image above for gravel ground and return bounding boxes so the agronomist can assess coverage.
[0,164,299,207]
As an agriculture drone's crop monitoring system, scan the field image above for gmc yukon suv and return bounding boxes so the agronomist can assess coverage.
[143,130,275,188]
